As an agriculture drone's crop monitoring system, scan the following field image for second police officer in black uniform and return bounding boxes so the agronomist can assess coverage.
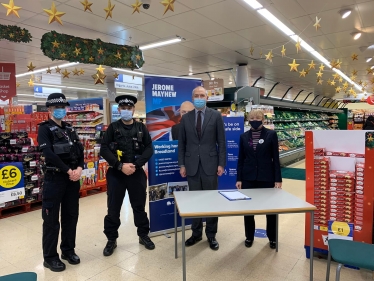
[37,93,84,272]
[100,95,155,256]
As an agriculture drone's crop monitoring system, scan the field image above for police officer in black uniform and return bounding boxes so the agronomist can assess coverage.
[37,93,84,272]
[100,94,155,256]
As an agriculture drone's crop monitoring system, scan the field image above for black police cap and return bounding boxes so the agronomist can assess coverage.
[115,95,137,107]
[46,93,70,107]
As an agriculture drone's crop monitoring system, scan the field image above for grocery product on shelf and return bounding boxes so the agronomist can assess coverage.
[328,114,339,130]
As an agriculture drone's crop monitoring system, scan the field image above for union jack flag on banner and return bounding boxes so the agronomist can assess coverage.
[146,106,181,141]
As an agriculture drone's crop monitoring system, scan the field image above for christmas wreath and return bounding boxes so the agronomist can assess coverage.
[41,31,145,69]
[0,24,32,43]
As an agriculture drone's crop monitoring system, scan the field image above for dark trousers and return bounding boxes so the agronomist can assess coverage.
[242,180,277,241]
[42,172,80,262]
[186,163,218,238]
[104,168,149,240]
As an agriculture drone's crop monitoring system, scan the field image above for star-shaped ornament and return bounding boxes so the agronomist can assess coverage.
[319,64,325,71]
[265,50,273,63]
[80,0,93,12]
[46,67,52,74]
[96,65,105,74]
[104,0,115,19]
[343,82,349,89]
[98,47,104,55]
[52,40,60,48]
[88,56,95,62]
[9,33,14,38]
[327,79,332,85]
[250,46,254,56]
[313,17,321,31]
[2,0,21,18]
[79,68,85,75]
[335,59,342,69]
[339,77,343,83]
[367,68,374,74]
[92,71,106,85]
[316,71,323,78]
[358,80,363,86]
[349,87,355,95]
[370,77,374,84]
[363,81,368,88]
[113,72,119,79]
[330,80,336,86]
[333,73,340,80]
[60,52,67,59]
[161,0,175,15]
[62,69,70,78]
[299,69,307,77]
[281,45,286,57]
[72,68,80,76]
[288,59,299,72]
[74,48,82,56]
[114,51,122,59]
[295,38,301,53]
[335,86,341,93]
[27,62,36,72]
[55,66,61,73]
[317,79,323,85]
[43,2,65,25]
[351,53,358,61]
[28,78,33,87]
[308,60,316,70]
[352,69,358,76]
[16,82,20,87]
[350,75,357,81]
[132,0,142,14]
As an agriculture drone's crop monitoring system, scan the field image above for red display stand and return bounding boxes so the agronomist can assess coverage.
[304,130,374,257]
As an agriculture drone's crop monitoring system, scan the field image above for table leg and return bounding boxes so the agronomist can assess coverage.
[182,217,186,281]
[310,211,314,281]
[276,214,279,252]
[175,200,178,259]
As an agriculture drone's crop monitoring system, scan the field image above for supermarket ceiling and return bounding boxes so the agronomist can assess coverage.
[1,0,374,104]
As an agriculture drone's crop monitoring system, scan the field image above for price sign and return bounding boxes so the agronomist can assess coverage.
[0,163,25,204]
[328,220,353,241]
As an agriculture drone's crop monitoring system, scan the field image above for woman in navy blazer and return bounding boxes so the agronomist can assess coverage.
[236,110,282,249]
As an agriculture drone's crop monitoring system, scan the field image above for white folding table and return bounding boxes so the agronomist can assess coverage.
[173,188,316,281]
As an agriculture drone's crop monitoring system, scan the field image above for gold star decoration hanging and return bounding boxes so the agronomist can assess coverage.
[114,51,122,59]
[313,17,321,31]
[327,79,332,85]
[80,0,93,12]
[62,69,70,78]
[98,47,104,55]
[330,59,337,68]
[335,86,341,93]
[335,59,342,69]
[43,2,65,25]
[60,52,67,59]
[339,77,343,83]
[363,81,368,88]
[52,40,60,48]
[352,69,358,76]
[92,71,106,85]
[88,56,95,62]
[350,75,357,81]
[319,63,325,71]
[295,38,301,53]
[367,67,374,74]
[55,66,61,73]
[343,81,349,89]
[250,46,254,56]
[27,62,36,72]
[265,50,273,63]
[1,0,21,18]
[104,0,115,20]
[79,68,85,75]
[316,71,323,78]
[72,68,80,76]
[281,45,286,57]
[349,87,356,95]
[259,50,263,58]
[308,60,316,70]
[74,47,82,56]
[96,65,105,74]
[9,33,14,38]
[131,0,142,14]
[113,72,119,79]
[358,80,363,86]
[16,82,20,87]
[370,77,374,84]
[161,0,175,15]
[46,67,52,74]
[28,78,33,87]
[333,73,340,80]
[299,69,307,77]
[330,80,336,86]
[317,79,323,85]
[351,53,358,61]
[288,59,300,72]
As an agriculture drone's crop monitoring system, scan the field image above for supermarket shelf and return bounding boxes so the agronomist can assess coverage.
[279,147,305,167]
[65,115,103,122]
[74,123,102,128]
[67,110,103,114]
[274,118,329,122]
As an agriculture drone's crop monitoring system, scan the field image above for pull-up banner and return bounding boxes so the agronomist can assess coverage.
[145,75,201,235]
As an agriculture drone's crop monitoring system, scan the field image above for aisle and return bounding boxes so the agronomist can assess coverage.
[0,161,371,281]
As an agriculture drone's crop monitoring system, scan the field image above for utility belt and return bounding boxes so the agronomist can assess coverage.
[41,162,78,174]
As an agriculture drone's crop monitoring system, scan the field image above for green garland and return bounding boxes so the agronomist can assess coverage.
[41,31,144,69]
[0,24,32,43]
[366,132,374,149]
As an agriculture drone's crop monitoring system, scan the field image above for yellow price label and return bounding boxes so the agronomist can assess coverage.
[320,226,328,232]
[19,195,24,199]
[331,221,351,236]
[0,165,22,189]
[87,162,95,169]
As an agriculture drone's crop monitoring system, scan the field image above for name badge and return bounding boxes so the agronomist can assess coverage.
[259,139,264,144]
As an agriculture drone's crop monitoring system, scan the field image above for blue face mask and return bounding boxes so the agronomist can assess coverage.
[194,98,206,109]
[52,108,66,120]
[120,109,133,121]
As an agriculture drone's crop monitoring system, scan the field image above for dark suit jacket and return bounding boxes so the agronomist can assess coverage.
[236,127,282,183]
[171,123,180,140]
[178,107,226,177]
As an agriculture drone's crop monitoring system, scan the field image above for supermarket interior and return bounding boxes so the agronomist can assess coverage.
[1,0,374,280]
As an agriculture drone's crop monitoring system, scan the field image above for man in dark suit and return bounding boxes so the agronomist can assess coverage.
[171,101,194,140]
[178,86,226,250]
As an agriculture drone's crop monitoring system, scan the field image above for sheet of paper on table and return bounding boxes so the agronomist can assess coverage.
[219,190,251,201]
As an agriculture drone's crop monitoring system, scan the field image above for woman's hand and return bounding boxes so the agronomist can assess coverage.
[275,182,282,189]
[236,181,242,189]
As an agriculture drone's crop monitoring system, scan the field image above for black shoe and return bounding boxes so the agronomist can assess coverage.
[139,236,155,250]
[43,259,66,272]
[245,239,253,248]
[185,235,202,247]
[208,237,219,250]
[103,240,117,256]
[61,253,80,265]
[270,241,276,249]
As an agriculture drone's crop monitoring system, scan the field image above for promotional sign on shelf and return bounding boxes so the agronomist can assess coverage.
[203,79,224,101]
[115,74,143,91]
[0,63,16,101]
[34,86,62,98]
[328,221,353,241]
[0,162,25,204]
[218,117,244,190]
[145,75,201,235]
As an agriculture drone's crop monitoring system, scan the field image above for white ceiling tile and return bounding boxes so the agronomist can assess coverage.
[142,49,186,62]
[131,0,192,20]
[110,28,159,44]
[153,62,195,73]
[317,7,360,34]
[296,0,356,15]
[289,16,323,39]
[266,0,307,19]
[308,35,335,50]
[179,0,225,9]
[357,1,374,28]
[236,25,290,46]
[210,51,252,65]
[190,55,235,67]
[142,56,166,66]
[157,45,206,58]
[182,39,231,54]
[163,11,230,37]
[207,33,250,50]
[136,21,200,41]
[196,1,264,31]
[328,30,364,49]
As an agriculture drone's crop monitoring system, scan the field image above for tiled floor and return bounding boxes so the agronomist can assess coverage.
[0,160,372,280]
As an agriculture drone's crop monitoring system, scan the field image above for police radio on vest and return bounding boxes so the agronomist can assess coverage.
[151,84,176,98]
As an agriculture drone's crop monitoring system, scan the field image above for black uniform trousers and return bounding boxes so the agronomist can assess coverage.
[42,171,80,262]
[104,168,149,240]
[242,180,277,241]
[186,163,218,238]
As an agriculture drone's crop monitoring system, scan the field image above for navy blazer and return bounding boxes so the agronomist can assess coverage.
[236,127,282,183]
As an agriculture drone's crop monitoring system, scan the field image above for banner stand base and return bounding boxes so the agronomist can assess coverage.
[149,225,192,238]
